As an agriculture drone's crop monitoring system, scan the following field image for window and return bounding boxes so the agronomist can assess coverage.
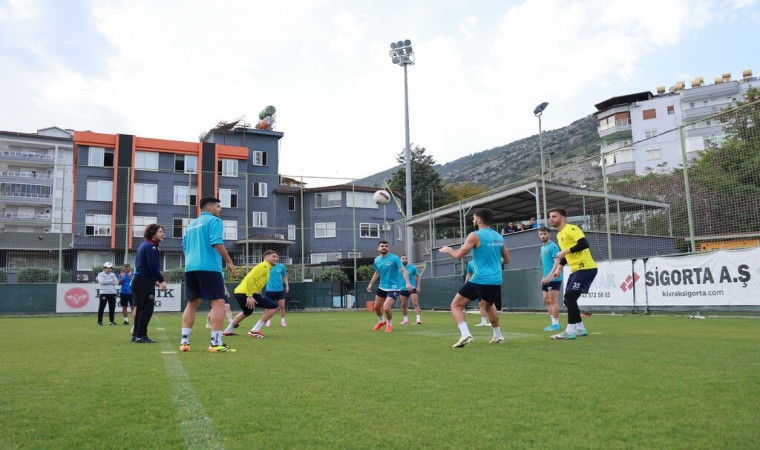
[310,252,341,264]
[77,251,114,271]
[360,223,380,238]
[252,182,268,198]
[85,214,111,236]
[645,148,661,161]
[288,196,296,211]
[252,211,267,228]
[347,192,378,209]
[644,130,657,139]
[88,147,114,167]
[135,151,158,170]
[219,188,238,208]
[347,252,362,258]
[173,218,193,238]
[173,186,197,206]
[252,151,268,166]
[133,216,157,237]
[175,155,197,173]
[133,183,157,203]
[667,105,675,115]
[315,222,336,238]
[642,109,657,120]
[315,192,341,208]
[218,159,238,177]
[396,225,403,241]
[287,224,296,240]
[223,220,238,240]
[86,180,112,201]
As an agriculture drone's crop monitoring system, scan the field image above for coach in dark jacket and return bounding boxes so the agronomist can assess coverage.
[131,224,167,343]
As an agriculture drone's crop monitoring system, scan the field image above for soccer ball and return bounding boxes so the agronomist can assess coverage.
[373,190,391,205]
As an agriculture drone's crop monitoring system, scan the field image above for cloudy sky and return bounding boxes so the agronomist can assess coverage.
[1,0,757,180]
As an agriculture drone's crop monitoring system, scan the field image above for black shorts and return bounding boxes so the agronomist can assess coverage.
[400,288,417,297]
[565,269,598,295]
[234,293,279,316]
[541,281,562,292]
[184,271,226,302]
[375,289,400,300]
[458,282,501,307]
[119,293,134,307]
[266,290,287,301]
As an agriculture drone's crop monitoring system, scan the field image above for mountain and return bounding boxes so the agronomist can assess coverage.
[364,114,602,189]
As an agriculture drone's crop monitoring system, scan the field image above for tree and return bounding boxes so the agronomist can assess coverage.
[387,145,446,215]
[442,182,489,204]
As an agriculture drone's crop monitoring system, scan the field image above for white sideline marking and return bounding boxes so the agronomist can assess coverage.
[154,317,223,450]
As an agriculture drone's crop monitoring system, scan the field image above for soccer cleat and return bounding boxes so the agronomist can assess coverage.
[416,320,422,325]
[180,342,190,352]
[208,344,236,353]
[109,322,118,326]
[550,331,576,340]
[97,322,103,326]
[400,319,409,325]
[452,335,473,348]
[130,336,137,342]
[134,336,156,343]
[575,329,589,337]
[266,320,271,327]
[543,324,562,331]
[248,330,267,339]
[372,321,388,331]
[123,320,129,325]
[474,322,489,327]
[280,320,288,327]
[222,331,237,336]
[384,325,393,333]
[490,336,505,344]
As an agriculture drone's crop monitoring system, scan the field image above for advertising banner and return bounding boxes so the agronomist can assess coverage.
[574,260,636,308]
[56,283,182,313]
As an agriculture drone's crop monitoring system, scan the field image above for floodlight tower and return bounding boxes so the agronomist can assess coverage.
[389,39,415,260]
[534,101,549,226]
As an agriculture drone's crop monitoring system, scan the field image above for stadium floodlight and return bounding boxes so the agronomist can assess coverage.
[389,39,415,261]
[534,102,549,226]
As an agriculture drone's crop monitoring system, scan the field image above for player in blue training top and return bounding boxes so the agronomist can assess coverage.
[440,208,511,348]
[399,255,422,325]
[538,226,564,331]
[265,261,290,327]
[367,240,412,333]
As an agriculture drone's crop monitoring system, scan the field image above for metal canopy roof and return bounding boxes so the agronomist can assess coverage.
[406,179,671,227]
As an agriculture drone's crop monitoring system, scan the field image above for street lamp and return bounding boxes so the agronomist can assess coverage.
[534,101,549,226]
[389,39,415,261]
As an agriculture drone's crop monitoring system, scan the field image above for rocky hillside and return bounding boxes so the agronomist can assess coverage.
[365,114,602,189]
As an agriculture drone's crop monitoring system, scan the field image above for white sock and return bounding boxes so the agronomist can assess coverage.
[252,320,264,332]
[492,326,503,338]
[551,316,559,325]
[181,327,192,344]
[377,315,384,323]
[281,318,286,323]
[480,316,488,324]
[387,319,393,326]
[416,314,421,322]
[223,323,234,333]
[566,323,577,334]
[576,322,586,331]
[403,315,408,321]
[457,321,471,337]
[211,331,222,346]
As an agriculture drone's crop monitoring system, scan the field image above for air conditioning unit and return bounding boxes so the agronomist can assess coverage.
[382,223,391,231]
[76,274,89,281]
[632,101,641,108]
[274,234,284,239]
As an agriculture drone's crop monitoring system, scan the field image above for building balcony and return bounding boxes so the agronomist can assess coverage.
[0,171,54,185]
[680,81,739,103]
[0,151,55,165]
[604,161,636,177]
[1,212,51,223]
[682,104,730,123]
[600,140,633,154]
[598,119,632,140]
[0,192,53,205]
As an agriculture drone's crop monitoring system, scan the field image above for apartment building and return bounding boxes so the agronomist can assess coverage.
[595,69,756,177]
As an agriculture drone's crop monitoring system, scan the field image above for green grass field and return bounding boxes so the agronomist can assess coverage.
[1,311,758,449]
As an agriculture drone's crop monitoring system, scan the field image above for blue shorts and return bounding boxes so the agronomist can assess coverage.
[400,288,417,297]
[458,282,502,308]
[542,281,562,292]
[375,289,400,300]
[184,271,226,302]
[234,293,278,316]
[266,290,287,301]
[565,269,598,295]
[119,293,134,307]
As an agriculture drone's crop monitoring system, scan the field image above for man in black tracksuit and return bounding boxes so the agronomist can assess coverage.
[131,224,167,343]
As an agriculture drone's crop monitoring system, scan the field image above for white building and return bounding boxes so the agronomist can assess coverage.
[595,69,757,177]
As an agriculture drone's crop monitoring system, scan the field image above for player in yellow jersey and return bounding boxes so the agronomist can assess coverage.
[547,208,598,340]
[222,250,281,339]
